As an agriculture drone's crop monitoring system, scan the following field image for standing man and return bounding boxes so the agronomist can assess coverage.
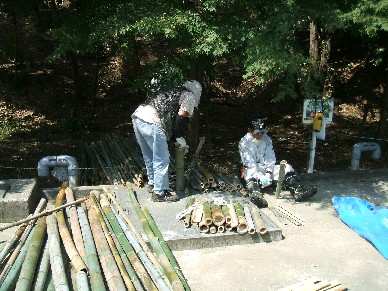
[132,80,202,202]
[239,117,317,205]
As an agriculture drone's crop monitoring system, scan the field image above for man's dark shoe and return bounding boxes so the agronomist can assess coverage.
[249,191,268,208]
[151,191,166,202]
[292,185,318,202]
[151,191,179,202]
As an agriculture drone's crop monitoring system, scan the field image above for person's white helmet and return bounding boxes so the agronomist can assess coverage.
[183,80,202,103]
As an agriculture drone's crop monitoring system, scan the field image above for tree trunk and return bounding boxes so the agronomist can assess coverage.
[309,20,319,68]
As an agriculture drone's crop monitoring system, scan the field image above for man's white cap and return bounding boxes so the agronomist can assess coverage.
[183,80,202,103]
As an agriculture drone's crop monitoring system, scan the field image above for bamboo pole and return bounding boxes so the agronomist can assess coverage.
[202,202,213,226]
[89,196,136,291]
[0,198,46,283]
[217,225,225,233]
[15,216,47,291]
[142,207,191,291]
[0,227,34,291]
[228,203,238,229]
[55,188,87,273]
[250,207,267,235]
[183,198,195,228]
[102,189,172,290]
[209,225,217,234]
[0,197,87,232]
[243,205,256,235]
[127,188,185,291]
[111,207,172,291]
[234,203,248,234]
[0,220,28,266]
[33,241,50,291]
[99,194,156,291]
[87,200,126,291]
[211,204,225,226]
[77,205,106,291]
[47,214,70,291]
[191,204,203,225]
[45,273,54,291]
[65,187,86,258]
[221,205,231,225]
[225,224,232,231]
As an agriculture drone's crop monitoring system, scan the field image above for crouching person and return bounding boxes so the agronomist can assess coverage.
[239,117,317,207]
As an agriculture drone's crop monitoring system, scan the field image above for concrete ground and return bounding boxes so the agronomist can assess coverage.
[174,170,388,291]
[1,170,387,291]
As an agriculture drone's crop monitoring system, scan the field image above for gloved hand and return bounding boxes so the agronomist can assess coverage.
[175,137,189,153]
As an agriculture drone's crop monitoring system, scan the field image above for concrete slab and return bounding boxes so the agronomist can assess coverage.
[174,170,388,291]
[0,179,39,222]
[110,187,283,250]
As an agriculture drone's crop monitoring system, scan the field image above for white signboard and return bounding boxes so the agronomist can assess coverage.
[303,98,334,124]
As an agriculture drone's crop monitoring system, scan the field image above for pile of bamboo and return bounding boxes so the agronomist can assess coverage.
[179,198,268,235]
[83,135,146,187]
[188,163,247,194]
[0,186,190,291]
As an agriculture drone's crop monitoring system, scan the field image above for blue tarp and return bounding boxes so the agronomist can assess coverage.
[332,196,388,259]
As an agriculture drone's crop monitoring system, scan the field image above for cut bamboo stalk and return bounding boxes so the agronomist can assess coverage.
[77,205,106,291]
[0,227,34,291]
[217,225,225,233]
[55,187,87,273]
[99,194,155,291]
[191,204,203,224]
[111,207,171,291]
[0,198,46,277]
[243,205,256,235]
[90,197,136,291]
[87,200,126,291]
[211,204,225,226]
[76,270,90,291]
[221,205,231,224]
[225,224,233,231]
[65,187,86,258]
[202,202,213,225]
[47,214,70,291]
[199,223,209,233]
[103,189,172,291]
[45,273,54,291]
[199,212,209,233]
[0,197,86,232]
[209,225,217,234]
[183,198,195,228]
[142,207,191,291]
[234,203,248,234]
[250,207,267,235]
[33,241,50,291]
[15,216,47,291]
[228,203,238,228]
[126,189,185,291]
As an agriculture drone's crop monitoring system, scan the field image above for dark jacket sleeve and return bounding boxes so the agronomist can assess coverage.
[174,115,189,139]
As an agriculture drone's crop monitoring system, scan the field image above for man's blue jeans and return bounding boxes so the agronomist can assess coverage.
[132,117,170,192]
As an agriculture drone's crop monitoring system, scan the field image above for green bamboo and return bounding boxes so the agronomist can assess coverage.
[234,202,248,234]
[111,206,172,291]
[14,217,46,291]
[103,188,171,290]
[44,273,54,291]
[98,195,155,291]
[221,205,231,225]
[142,207,191,291]
[0,221,27,266]
[0,228,33,291]
[87,200,126,291]
[32,241,50,291]
[89,196,136,291]
[127,188,185,291]
[210,204,225,226]
[46,214,70,291]
[77,205,106,291]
